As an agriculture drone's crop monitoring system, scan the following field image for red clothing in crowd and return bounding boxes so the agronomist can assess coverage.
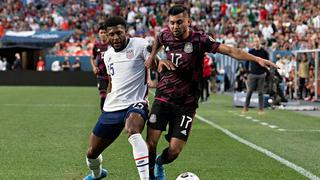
[37,60,45,71]
[220,3,228,16]
[203,55,212,78]
[259,8,268,21]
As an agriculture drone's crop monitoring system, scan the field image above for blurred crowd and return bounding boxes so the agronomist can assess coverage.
[0,0,319,101]
[0,0,319,56]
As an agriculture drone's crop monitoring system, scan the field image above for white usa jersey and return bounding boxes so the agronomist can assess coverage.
[103,38,149,112]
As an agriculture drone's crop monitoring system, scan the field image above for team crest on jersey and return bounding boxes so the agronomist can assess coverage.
[184,42,193,53]
[126,49,134,59]
[208,35,215,42]
[149,114,157,123]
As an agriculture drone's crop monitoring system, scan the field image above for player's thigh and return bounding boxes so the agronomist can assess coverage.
[146,127,162,147]
[171,109,195,142]
[124,102,149,134]
[147,100,169,131]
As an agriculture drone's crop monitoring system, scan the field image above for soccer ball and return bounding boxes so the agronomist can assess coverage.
[176,172,200,180]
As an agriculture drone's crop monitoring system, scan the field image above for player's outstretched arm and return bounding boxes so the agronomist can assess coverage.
[217,44,278,69]
[145,35,163,69]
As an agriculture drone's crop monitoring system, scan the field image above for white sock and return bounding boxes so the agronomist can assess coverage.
[86,154,102,178]
[128,133,149,180]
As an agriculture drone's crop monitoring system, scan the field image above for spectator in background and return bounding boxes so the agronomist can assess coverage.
[200,53,212,102]
[51,60,62,72]
[72,57,81,71]
[0,56,5,71]
[243,37,269,114]
[298,53,310,99]
[36,56,45,71]
[12,53,22,70]
[62,56,71,71]
[305,67,316,101]
[210,55,218,94]
[4,58,9,70]
[234,63,247,92]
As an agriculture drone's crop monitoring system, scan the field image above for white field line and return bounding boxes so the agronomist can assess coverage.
[239,115,320,133]
[269,125,278,129]
[277,129,320,133]
[195,114,320,180]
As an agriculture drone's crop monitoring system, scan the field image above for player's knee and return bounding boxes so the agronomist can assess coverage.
[125,125,139,136]
[125,114,144,136]
[125,127,140,137]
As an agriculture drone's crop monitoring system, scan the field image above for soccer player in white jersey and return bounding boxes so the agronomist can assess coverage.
[84,16,150,180]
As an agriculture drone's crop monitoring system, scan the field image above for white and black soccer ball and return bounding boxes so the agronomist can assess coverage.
[176,172,200,180]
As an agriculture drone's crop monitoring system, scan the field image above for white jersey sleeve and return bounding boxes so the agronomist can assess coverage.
[103,38,149,112]
[141,39,150,60]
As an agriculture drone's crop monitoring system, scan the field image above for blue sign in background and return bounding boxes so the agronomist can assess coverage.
[45,55,92,71]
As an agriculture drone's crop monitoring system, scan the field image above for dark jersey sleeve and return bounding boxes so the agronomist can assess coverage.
[201,34,220,54]
[157,28,170,45]
[92,45,98,59]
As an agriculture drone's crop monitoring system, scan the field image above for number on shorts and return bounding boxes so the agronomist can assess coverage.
[133,102,144,109]
[180,115,192,129]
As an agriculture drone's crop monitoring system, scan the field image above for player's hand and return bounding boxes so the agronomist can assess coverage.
[257,57,278,69]
[92,66,99,75]
[158,60,176,72]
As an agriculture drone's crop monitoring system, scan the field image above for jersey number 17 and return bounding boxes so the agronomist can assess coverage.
[170,53,182,67]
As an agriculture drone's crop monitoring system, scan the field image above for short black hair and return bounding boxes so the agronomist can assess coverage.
[105,16,127,29]
[98,23,105,31]
[168,5,189,16]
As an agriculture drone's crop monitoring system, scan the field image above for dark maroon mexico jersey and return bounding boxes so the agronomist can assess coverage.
[155,28,220,109]
[92,41,109,80]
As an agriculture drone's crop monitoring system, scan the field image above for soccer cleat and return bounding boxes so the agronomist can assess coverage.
[83,168,108,180]
[155,155,166,180]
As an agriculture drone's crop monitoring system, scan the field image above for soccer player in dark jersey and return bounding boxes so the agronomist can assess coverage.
[91,23,109,111]
[145,5,277,180]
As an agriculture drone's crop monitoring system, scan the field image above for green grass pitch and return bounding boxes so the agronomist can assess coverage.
[0,86,319,179]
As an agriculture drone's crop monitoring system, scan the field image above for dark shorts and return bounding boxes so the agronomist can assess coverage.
[147,100,195,141]
[97,78,108,98]
[93,102,149,139]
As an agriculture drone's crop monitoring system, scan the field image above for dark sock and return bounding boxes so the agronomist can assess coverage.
[150,166,155,179]
[156,148,174,165]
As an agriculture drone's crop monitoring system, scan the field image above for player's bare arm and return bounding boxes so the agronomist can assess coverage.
[145,35,163,69]
[217,44,278,69]
[90,56,99,75]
